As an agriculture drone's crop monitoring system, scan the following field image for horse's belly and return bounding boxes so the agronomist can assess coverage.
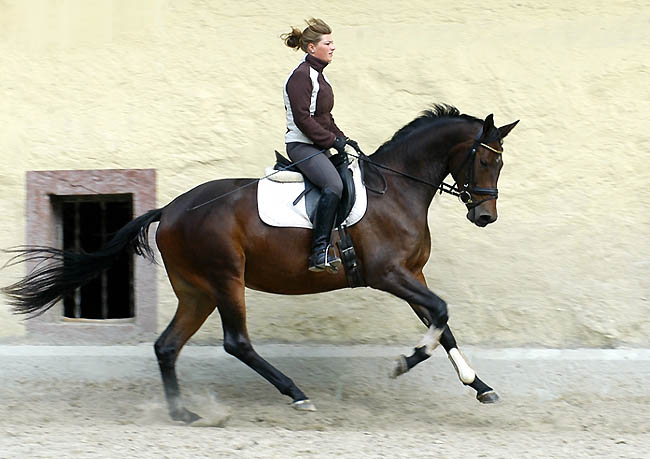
[244,263,348,295]
[237,217,347,293]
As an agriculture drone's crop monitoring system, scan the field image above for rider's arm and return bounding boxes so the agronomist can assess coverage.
[285,71,337,148]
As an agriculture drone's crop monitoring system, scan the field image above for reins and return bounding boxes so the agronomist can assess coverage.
[186,131,503,212]
[348,148,467,199]
[348,131,503,209]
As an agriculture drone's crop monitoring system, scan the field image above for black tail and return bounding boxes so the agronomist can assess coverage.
[2,208,163,317]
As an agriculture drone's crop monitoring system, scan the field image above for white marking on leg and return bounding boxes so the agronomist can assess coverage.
[448,348,476,384]
[417,327,443,356]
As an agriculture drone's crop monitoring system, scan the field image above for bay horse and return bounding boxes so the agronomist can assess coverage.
[3,104,518,423]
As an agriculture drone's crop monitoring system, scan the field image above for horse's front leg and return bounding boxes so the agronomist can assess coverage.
[390,273,499,403]
[371,265,449,356]
[440,327,499,403]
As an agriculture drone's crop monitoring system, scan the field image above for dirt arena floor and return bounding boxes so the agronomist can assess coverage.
[1,345,649,458]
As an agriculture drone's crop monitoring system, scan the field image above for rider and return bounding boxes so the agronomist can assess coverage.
[281,18,359,273]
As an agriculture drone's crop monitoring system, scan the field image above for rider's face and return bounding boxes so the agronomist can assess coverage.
[309,34,335,63]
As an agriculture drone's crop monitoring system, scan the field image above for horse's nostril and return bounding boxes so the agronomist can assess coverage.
[477,214,496,226]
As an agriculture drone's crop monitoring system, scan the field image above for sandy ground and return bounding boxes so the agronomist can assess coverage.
[1,345,650,458]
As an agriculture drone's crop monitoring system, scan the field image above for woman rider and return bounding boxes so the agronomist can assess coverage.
[281,18,359,273]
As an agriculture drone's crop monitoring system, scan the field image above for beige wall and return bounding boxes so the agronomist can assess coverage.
[1,1,648,347]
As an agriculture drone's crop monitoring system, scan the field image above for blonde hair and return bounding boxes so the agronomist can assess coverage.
[281,18,332,53]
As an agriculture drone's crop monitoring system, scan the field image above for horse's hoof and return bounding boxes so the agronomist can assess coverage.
[291,399,317,412]
[477,390,499,404]
[390,355,408,379]
[171,408,202,424]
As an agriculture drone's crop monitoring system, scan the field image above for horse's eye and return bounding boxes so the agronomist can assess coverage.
[480,159,489,167]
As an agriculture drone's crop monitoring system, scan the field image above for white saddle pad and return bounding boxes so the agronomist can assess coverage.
[257,161,368,229]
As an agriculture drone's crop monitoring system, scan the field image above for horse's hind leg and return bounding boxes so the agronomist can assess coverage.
[154,275,216,423]
[218,279,314,411]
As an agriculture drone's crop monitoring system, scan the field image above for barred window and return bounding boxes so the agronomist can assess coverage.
[53,195,134,320]
[25,169,157,343]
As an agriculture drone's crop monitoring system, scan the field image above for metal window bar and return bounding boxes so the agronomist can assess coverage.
[100,201,108,320]
[73,201,81,319]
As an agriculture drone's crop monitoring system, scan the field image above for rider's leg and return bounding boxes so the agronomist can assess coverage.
[308,188,341,271]
[286,142,343,272]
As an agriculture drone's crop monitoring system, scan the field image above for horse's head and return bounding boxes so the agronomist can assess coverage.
[449,114,519,227]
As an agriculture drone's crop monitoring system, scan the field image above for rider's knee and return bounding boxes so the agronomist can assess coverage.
[323,176,343,199]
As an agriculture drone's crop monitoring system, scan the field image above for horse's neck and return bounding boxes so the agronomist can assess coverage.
[371,123,471,208]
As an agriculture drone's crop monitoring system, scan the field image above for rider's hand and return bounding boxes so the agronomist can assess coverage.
[332,136,347,154]
[345,138,360,152]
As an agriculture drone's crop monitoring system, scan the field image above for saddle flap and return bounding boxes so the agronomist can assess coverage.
[333,156,355,227]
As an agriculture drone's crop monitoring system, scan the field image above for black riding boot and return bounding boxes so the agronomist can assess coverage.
[308,189,342,272]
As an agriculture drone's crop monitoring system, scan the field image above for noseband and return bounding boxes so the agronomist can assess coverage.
[443,129,503,210]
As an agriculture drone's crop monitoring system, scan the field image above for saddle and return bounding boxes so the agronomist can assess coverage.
[272,151,356,227]
[270,151,364,288]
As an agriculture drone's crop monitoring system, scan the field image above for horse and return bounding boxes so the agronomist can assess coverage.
[3,104,518,424]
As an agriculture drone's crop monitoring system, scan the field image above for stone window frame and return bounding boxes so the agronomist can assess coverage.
[24,169,157,344]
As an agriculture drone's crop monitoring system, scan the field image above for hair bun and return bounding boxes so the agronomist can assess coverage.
[282,27,302,50]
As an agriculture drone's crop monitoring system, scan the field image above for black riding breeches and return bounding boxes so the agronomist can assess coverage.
[286,142,343,198]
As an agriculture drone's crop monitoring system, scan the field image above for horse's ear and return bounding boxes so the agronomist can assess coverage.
[482,114,496,138]
[498,120,520,140]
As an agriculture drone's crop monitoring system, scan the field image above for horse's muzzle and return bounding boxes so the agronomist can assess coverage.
[467,206,497,227]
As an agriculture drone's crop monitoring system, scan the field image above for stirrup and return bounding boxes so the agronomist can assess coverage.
[309,244,341,273]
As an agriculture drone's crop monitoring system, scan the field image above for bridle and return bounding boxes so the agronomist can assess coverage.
[353,127,503,210]
[445,128,503,210]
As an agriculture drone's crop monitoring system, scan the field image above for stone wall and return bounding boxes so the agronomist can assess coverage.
[1,1,648,346]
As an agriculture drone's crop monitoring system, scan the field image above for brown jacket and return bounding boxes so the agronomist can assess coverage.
[284,54,345,148]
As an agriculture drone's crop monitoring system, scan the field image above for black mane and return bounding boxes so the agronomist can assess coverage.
[375,104,481,156]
